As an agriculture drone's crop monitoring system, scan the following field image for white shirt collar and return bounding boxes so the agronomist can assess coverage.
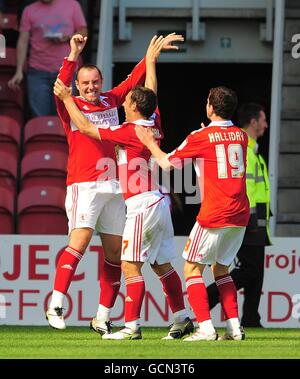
[131,119,155,126]
[208,120,233,127]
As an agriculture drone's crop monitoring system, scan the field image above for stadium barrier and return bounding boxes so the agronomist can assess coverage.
[0,236,299,327]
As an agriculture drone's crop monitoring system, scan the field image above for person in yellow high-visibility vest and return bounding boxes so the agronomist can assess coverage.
[207,102,271,327]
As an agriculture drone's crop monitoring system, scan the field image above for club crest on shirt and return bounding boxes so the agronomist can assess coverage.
[79,213,88,222]
[100,96,110,107]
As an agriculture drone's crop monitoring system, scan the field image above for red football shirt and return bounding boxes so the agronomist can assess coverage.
[98,111,163,200]
[167,121,250,228]
[55,58,146,185]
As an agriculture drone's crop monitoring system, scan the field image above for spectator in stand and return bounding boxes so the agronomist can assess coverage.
[8,0,87,116]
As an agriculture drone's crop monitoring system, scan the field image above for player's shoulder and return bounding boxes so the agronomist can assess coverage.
[188,126,209,139]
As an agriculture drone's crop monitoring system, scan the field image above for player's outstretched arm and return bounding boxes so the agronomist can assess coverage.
[145,35,164,94]
[68,34,88,62]
[145,33,184,95]
[53,78,100,140]
[135,125,172,170]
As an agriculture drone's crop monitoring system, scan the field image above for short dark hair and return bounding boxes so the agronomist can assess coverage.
[76,64,103,80]
[130,86,157,118]
[237,103,265,128]
[208,86,238,119]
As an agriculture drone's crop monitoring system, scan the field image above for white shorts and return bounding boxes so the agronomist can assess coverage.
[122,191,177,265]
[65,180,125,236]
[183,221,246,266]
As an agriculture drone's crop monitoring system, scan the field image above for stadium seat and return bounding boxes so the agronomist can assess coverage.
[0,105,23,125]
[0,78,24,109]
[0,115,21,156]
[0,185,15,234]
[1,14,18,30]
[0,151,17,191]
[21,150,68,189]
[0,47,16,71]
[17,185,68,234]
[24,116,67,153]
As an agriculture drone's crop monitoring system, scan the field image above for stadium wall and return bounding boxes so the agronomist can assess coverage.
[0,236,299,328]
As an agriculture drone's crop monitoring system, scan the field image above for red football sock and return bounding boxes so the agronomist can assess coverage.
[124,276,145,322]
[54,246,83,294]
[186,275,211,322]
[99,259,121,308]
[215,274,238,319]
[159,268,185,313]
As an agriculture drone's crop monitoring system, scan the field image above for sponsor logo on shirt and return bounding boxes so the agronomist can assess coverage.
[70,108,119,131]
[85,109,119,128]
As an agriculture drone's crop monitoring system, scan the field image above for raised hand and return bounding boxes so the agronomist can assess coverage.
[146,35,165,64]
[70,34,88,57]
[162,32,184,51]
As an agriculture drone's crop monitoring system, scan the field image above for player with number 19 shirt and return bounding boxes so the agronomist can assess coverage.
[135,86,250,341]
[167,121,249,228]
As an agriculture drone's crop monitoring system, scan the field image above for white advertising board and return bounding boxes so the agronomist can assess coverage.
[0,236,299,327]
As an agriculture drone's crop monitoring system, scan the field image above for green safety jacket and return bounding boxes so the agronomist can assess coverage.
[243,134,271,246]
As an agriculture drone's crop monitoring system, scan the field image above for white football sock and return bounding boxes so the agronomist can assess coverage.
[49,290,64,309]
[96,304,111,322]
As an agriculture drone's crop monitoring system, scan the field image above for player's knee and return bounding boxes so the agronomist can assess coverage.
[183,261,200,278]
[151,262,172,276]
[121,261,142,278]
[212,262,229,278]
[69,227,93,252]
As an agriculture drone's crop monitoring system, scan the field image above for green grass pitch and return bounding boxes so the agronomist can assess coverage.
[0,326,300,359]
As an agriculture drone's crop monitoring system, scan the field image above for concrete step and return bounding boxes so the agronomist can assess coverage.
[277,213,300,222]
[286,0,300,9]
[282,86,300,115]
[280,121,300,145]
[278,176,300,187]
[278,189,300,213]
[282,110,300,120]
[285,9,300,18]
[279,155,300,184]
[276,223,300,237]
[280,144,300,153]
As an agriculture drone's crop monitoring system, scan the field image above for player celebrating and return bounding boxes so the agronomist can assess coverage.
[135,86,250,341]
[53,34,194,340]
[46,33,161,334]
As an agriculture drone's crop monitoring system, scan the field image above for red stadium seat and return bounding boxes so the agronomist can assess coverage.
[0,185,15,234]
[0,79,24,108]
[0,48,16,71]
[0,105,24,125]
[24,116,67,153]
[0,151,17,191]
[18,185,67,234]
[21,150,68,189]
[0,115,21,156]
[1,14,18,30]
